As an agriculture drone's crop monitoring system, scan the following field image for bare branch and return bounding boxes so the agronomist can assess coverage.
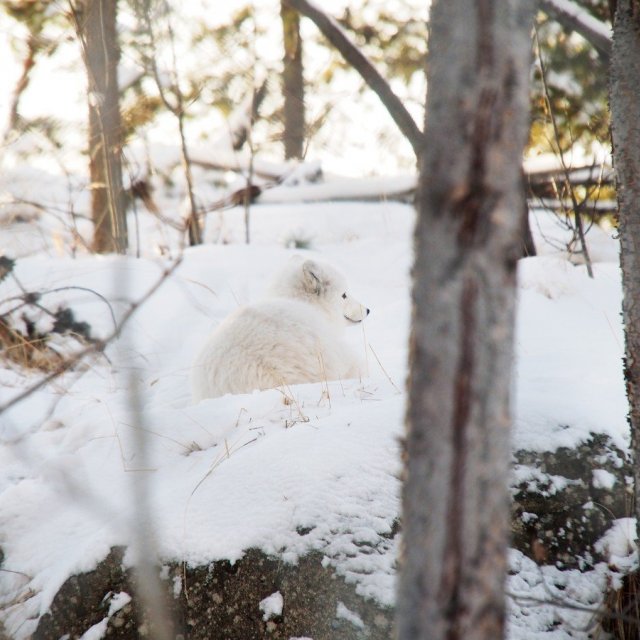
[538,0,611,63]
[134,0,202,246]
[0,257,182,416]
[534,26,594,276]
[283,0,425,156]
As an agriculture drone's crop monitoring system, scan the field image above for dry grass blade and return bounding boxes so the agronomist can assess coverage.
[601,570,640,639]
[0,318,64,372]
[368,343,401,393]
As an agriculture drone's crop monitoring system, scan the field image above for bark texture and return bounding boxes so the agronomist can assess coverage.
[281,2,305,159]
[609,0,640,542]
[398,2,533,639]
[77,0,128,254]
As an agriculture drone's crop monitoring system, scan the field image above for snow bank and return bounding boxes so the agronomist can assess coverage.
[0,182,630,639]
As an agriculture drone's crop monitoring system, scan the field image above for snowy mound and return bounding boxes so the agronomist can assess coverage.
[0,192,630,639]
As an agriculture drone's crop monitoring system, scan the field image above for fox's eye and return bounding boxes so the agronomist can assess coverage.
[342,293,347,299]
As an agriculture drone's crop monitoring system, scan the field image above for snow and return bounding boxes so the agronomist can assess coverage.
[513,254,626,452]
[592,468,617,490]
[507,550,608,640]
[336,601,365,628]
[259,591,284,621]
[79,618,108,640]
[258,174,417,204]
[107,591,132,617]
[75,592,131,640]
[595,518,636,560]
[0,156,631,639]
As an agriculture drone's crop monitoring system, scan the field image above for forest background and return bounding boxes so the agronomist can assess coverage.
[0,1,629,640]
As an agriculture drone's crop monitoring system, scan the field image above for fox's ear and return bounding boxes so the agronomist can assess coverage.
[302,260,324,295]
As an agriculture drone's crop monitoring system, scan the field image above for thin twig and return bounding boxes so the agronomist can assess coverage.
[0,258,182,415]
[534,26,594,277]
[136,0,201,245]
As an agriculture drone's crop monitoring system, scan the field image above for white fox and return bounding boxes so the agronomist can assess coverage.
[191,256,369,401]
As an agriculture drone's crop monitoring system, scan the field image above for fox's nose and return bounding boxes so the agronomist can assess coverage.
[366,308,370,316]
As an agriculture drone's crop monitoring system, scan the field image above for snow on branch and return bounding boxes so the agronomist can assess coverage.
[283,0,425,156]
[538,0,611,62]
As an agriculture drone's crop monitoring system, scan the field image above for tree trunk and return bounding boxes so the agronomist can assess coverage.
[280,1,305,159]
[76,0,127,254]
[609,0,640,543]
[397,1,533,639]
[521,171,537,257]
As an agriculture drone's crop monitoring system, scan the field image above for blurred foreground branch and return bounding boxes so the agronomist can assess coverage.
[0,257,182,416]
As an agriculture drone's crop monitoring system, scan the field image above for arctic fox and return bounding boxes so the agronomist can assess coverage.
[191,256,369,401]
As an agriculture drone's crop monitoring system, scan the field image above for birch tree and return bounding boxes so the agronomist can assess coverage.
[609,0,640,544]
[398,2,533,638]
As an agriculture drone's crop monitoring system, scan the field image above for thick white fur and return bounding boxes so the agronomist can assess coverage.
[191,256,369,401]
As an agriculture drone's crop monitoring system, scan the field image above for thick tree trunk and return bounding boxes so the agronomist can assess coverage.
[77,0,127,254]
[609,0,640,542]
[397,2,533,639]
[280,2,305,159]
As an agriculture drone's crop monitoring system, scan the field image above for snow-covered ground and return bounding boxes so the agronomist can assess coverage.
[0,160,631,639]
